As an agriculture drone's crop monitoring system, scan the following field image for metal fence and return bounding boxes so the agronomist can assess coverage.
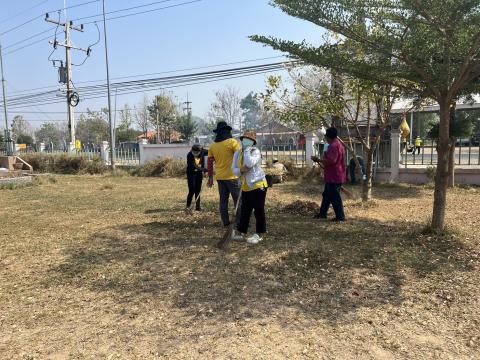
[114,148,140,166]
[401,138,480,167]
[9,148,140,166]
[259,144,307,166]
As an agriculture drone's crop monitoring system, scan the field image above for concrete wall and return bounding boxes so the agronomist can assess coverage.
[139,143,191,165]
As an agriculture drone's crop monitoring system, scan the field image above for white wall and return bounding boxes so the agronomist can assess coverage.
[139,143,191,165]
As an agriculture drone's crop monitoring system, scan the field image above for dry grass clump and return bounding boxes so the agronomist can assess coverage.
[133,157,186,177]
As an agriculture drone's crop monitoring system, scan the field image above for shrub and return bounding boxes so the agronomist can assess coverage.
[135,157,186,178]
[81,157,107,175]
[20,153,107,175]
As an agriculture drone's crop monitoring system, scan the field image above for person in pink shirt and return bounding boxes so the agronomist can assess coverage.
[314,127,346,221]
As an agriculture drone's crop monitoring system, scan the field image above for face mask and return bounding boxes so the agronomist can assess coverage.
[242,139,254,148]
[192,151,201,157]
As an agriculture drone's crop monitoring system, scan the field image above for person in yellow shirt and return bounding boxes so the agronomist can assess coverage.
[207,121,242,238]
[232,130,268,244]
[415,136,423,155]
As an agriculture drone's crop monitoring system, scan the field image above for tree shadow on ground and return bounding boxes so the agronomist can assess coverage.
[46,210,475,327]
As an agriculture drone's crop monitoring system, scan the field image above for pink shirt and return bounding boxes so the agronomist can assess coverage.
[323,138,346,184]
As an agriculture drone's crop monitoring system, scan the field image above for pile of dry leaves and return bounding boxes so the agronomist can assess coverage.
[282,200,320,215]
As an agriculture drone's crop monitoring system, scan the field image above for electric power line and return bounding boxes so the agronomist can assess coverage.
[0,0,100,36]
[72,0,177,22]
[2,61,299,109]
[5,55,287,96]
[0,0,51,26]
[3,33,59,56]
[3,27,57,50]
[2,0,203,56]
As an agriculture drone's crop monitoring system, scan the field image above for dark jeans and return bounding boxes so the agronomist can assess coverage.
[186,173,203,209]
[319,183,345,221]
[217,179,241,226]
[237,188,267,234]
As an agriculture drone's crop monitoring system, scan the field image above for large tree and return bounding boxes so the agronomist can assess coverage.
[252,0,480,230]
[176,113,198,141]
[262,68,397,202]
[148,93,177,144]
[118,104,133,130]
[76,109,109,146]
[11,115,32,140]
[240,92,261,130]
[429,109,477,187]
[35,122,67,147]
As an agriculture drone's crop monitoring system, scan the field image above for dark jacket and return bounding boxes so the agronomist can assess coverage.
[187,151,206,176]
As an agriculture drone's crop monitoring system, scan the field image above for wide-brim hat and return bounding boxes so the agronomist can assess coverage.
[213,121,232,133]
[240,130,257,144]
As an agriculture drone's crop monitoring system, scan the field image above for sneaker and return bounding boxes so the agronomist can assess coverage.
[232,229,244,241]
[246,233,263,244]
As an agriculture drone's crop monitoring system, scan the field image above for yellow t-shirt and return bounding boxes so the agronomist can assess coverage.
[208,138,241,180]
[239,152,268,192]
[194,157,201,168]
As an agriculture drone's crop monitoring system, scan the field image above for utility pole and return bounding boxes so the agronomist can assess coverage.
[183,93,192,115]
[102,0,115,171]
[0,41,13,155]
[45,10,88,153]
[156,108,160,144]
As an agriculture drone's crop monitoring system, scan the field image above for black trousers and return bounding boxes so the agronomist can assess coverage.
[237,187,267,234]
[186,172,203,209]
[319,183,345,221]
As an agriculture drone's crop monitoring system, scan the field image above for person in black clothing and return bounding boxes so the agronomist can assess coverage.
[349,155,366,184]
[186,144,206,212]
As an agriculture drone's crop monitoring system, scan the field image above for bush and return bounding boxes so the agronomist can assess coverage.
[20,153,107,175]
[425,166,436,182]
[134,157,186,178]
[282,160,304,179]
[301,166,323,183]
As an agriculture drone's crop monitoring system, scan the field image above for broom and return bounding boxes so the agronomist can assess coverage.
[217,189,242,250]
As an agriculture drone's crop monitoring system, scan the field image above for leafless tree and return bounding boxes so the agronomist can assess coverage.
[135,95,151,138]
[209,86,242,131]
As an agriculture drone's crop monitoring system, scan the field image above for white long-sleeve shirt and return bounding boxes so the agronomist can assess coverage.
[231,147,267,190]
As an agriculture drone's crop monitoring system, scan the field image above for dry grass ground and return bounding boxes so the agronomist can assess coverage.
[1,176,479,359]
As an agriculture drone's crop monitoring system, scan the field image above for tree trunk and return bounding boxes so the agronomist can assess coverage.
[447,137,456,188]
[362,149,374,202]
[431,99,451,231]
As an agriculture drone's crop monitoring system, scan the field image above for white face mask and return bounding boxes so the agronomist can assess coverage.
[242,138,255,148]
[192,151,201,157]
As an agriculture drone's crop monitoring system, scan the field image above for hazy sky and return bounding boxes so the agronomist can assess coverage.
[0,0,322,129]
